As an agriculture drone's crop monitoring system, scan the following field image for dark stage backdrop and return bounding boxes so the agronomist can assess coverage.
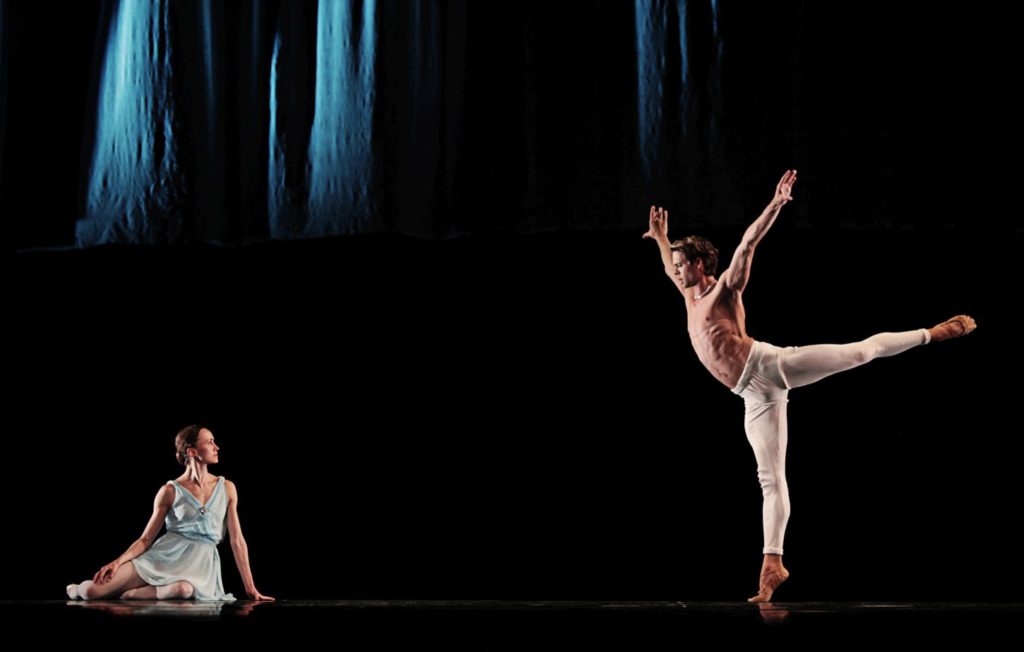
[2,0,1020,602]
[7,229,1019,601]
[0,0,1014,248]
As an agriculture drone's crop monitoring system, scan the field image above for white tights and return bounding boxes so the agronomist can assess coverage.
[732,329,931,554]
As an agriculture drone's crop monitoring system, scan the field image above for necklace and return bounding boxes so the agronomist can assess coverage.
[694,281,717,301]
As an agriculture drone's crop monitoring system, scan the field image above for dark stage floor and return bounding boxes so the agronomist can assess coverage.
[6,600,1021,647]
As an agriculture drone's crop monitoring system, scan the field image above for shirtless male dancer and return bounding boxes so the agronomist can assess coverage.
[643,169,976,602]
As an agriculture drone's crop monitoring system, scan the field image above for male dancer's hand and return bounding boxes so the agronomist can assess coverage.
[643,205,669,240]
[773,170,797,205]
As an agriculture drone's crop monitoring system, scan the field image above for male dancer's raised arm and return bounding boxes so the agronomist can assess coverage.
[643,205,692,299]
[721,169,797,293]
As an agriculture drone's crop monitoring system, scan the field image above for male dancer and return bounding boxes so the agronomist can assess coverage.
[644,170,975,601]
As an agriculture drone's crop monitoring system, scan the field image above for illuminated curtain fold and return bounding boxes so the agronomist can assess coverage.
[0,0,7,196]
[0,0,738,247]
[635,0,724,204]
[76,0,185,245]
[269,0,377,239]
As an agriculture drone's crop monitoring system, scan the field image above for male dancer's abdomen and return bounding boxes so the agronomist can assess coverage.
[691,329,753,389]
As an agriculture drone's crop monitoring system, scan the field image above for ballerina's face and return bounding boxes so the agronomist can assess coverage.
[189,428,220,465]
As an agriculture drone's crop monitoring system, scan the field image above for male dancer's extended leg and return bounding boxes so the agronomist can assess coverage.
[781,330,928,388]
[779,316,975,389]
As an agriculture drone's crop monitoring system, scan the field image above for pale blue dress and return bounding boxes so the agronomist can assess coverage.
[130,476,236,601]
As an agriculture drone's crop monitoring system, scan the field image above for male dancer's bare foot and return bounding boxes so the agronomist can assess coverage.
[929,315,976,342]
[748,561,789,603]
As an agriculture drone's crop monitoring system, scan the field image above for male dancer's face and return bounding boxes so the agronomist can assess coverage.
[671,251,703,288]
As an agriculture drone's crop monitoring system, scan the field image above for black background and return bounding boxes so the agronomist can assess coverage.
[3,1,1020,602]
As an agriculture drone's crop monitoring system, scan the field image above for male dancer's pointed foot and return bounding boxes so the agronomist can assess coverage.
[929,315,976,342]
[747,567,789,603]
